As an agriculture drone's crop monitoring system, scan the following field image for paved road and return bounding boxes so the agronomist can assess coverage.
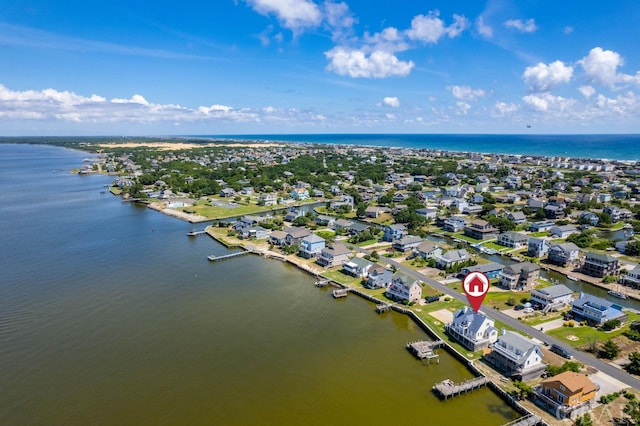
[353,246,640,390]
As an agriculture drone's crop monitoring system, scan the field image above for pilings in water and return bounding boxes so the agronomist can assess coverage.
[207,251,249,261]
[332,288,349,298]
[432,376,490,400]
[375,303,392,313]
[406,340,444,364]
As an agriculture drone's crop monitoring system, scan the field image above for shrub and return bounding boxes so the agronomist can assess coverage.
[603,319,621,331]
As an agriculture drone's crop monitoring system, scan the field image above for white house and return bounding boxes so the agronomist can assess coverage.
[497,231,529,249]
[550,225,579,239]
[486,330,546,380]
[385,272,422,303]
[343,257,374,278]
[445,307,498,351]
[530,284,574,312]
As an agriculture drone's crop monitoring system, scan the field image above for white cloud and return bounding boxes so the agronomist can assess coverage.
[578,47,640,88]
[244,0,322,33]
[405,10,469,43]
[475,16,493,38]
[522,93,575,112]
[455,101,471,115]
[492,102,518,115]
[578,85,596,98]
[504,18,537,33]
[323,0,357,41]
[382,97,400,107]
[448,85,485,101]
[523,60,573,92]
[362,27,409,53]
[324,46,414,78]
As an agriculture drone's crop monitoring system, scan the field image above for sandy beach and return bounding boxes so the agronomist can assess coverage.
[96,141,285,150]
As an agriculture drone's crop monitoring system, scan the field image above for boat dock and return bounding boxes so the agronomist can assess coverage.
[332,288,349,298]
[501,414,543,426]
[375,303,393,313]
[187,230,206,236]
[207,251,249,261]
[432,376,490,400]
[315,279,331,287]
[406,340,444,363]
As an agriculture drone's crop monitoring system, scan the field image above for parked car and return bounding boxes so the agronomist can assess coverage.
[550,344,573,359]
[514,305,524,311]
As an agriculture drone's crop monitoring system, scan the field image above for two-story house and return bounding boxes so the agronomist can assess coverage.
[549,225,579,239]
[445,306,498,351]
[534,372,598,420]
[570,293,626,326]
[365,264,393,289]
[507,211,527,225]
[436,249,471,270]
[464,219,499,240]
[343,257,374,278]
[497,231,529,249]
[299,234,326,259]
[283,226,312,246]
[383,224,407,242]
[486,330,546,380]
[581,252,620,278]
[498,262,541,290]
[385,272,422,303]
[548,243,580,266]
[527,238,550,258]
[443,217,466,232]
[316,243,351,268]
[392,235,423,252]
[414,241,442,259]
[530,284,574,312]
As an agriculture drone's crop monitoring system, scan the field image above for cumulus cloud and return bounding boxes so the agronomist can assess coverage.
[448,85,485,101]
[504,18,537,33]
[578,47,640,88]
[492,102,519,115]
[405,11,469,43]
[382,97,400,107]
[578,85,596,98]
[523,60,573,92]
[323,0,357,41]
[324,46,414,78]
[455,101,471,115]
[522,93,575,112]
[475,16,493,38]
[243,0,322,33]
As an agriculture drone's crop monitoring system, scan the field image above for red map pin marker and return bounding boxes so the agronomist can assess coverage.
[462,271,490,312]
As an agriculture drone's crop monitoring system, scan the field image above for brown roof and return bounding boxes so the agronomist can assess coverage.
[542,371,597,394]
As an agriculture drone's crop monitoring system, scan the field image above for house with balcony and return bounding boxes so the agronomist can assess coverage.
[290,187,310,201]
[445,306,498,351]
[581,252,620,278]
[485,330,546,380]
[534,372,598,420]
[299,234,326,259]
[415,241,442,259]
[528,238,550,258]
[269,230,287,246]
[570,293,626,326]
[507,211,527,225]
[459,263,504,280]
[385,273,422,303]
[258,192,278,206]
[530,284,574,312]
[622,264,640,288]
[392,235,423,252]
[498,262,541,290]
[443,217,466,232]
[383,224,407,242]
[283,226,312,246]
[435,249,471,270]
[464,219,499,240]
[343,257,374,278]
[316,243,351,268]
[365,264,393,289]
[497,231,529,249]
[548,243,580,266]
[528,220,554,233]
[550,225,579,239]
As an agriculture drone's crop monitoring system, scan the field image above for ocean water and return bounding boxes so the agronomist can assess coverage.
[196,133,640,161]
[0,143,518,425]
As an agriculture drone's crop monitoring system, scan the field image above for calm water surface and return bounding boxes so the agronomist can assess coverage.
[0,144,517,425]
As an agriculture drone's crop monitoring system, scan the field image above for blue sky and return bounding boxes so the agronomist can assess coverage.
[1,0,640,135]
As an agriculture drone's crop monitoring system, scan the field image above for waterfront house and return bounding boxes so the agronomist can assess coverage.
[364,206,387,218]
[284,208,304,222]
[528,238,550,258]
[486,330,546,381]
[497,231,529,249]
[220,187,236,198]
[548,243,580,266]
[239,226,269,240]
[534,372,598,420]
[258,193,278,206]
[299,234,326,259]
[343,257,374,278]
[498,262,541,290]
[415,241,442,259]
[346,222,370,236]
[445,306,498,351]
[570,293,626,326]
[529,220,554,233]
[550,225,579,239]
[460,262,504,280]
[436,249,470,270]
[385,272,421,303]
[269,230,287,246]
[415,207,438,219]
[392,235,423,252]
[365,264,393,289]
[603,205,621,222]
[314,214,335,227]
[530,284,574,312]
[316,243,351,268]
[622,264,640,288]
[443,217,466,233]
[383,224,407,242]
[283,226,312,246]
[579,212,599,226]
[464,219,499,241]
[333,218,353,232]
[291,187,310,201]
[581,252,620,278]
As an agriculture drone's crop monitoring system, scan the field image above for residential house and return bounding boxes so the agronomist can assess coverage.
[314,214,335,227]
[581,252,620,278]
[497,231,529,249]
[622,264,640,288]
[284,208,304,222]
[343,257,374,278]
[530,284,574,312]
[220,188,236,198]
[603,205,621,222]
[498,262,541,290]
[443,217,466,233]
[415,241,442,259]
[258,193,278,206]
[486,330,546,380]
[527,198,545,210]
[316,243,352,268]
[415,207,438,220]
[579,212,599,226]
[392,235,423,252]
[385,272,422,303]
[570,293,626,326]
[364,206,387,218]
[548,243,580,266]
[269,230,287,246]
[239,226,269,240]
[299,234,326,259]
[290,187,310,200]
[464,219,499,240]
[436,249,471,270]
[445,306,499,351]
[507,211,527,225]
[529,221,555,233]
[534,372,598,420]
[283,226,312,246]
[528,238,550,258]
[462,204,483,215]
[346,222,370,236]
[550,225,579,239]
[383,224,407,242]
[460,263,504,280]
[365,264,393,289]
[544,204,565,220]
[333,218,353,232]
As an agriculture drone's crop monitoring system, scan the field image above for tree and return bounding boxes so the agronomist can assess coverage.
[599,339,620,360]
[624,398,640,425]
[573,413,593,426]
[625,351,640,375]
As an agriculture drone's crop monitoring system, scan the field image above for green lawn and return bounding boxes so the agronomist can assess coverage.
[547,312,640,348]
[452,233,483,243]
[321,269,363,287]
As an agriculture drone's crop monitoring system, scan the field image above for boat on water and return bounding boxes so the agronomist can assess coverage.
[481,247,497,255]
[207,255,216,261]
[567,275,579,281]
[608,290,628,299]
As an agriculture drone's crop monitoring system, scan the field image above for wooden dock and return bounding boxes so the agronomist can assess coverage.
[207,251,249,261]
[315,279,331,287]
[187,230,206,236]
[406,340,444,364]
[376,303,392,313]
[432,376,490,400]
[501,414,542,426]
[332,288,349,298]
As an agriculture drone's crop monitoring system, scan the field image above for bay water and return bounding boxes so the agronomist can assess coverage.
[0,143,518,425]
